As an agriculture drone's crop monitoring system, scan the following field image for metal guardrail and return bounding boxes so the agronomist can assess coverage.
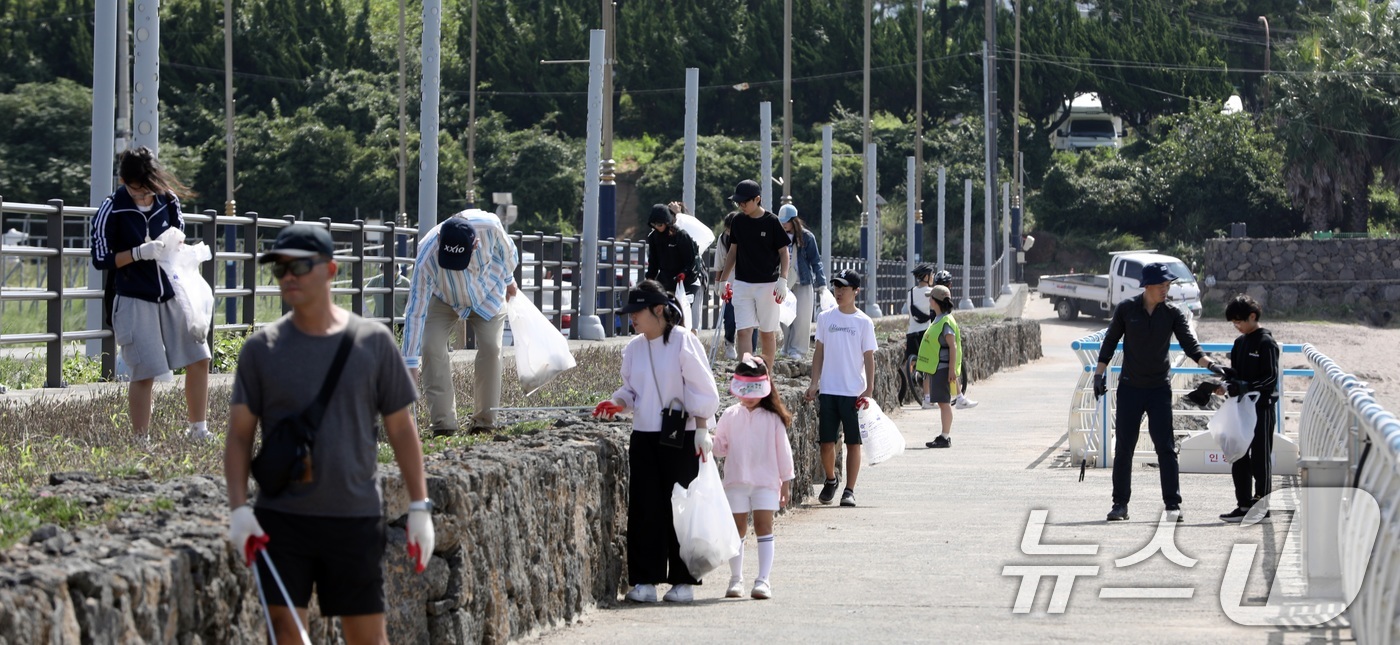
[1297,345,1400,645]
[1067,330,1313,468]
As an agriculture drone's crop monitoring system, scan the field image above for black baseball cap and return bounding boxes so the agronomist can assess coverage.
[728,179,762,203]
[259,223,334,263]
[1139,262,1179,287]
[437,217,478,271]
[617,287,675,314]
[831,269,862,290]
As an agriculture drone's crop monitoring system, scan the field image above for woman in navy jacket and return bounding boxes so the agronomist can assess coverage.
[777,204,826,360]
[91,147,211,441]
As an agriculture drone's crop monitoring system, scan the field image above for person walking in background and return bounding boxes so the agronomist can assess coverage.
[91,146,212,441]
[401,209,518,436]
[593,280,721,604]
[1094,262,1217,523]
[1215,294,1280,523]
[713,211,744,359]
[902,265,937,409]
[916,285,966,448]
[717,179,790,369]
[714,354,794,600]
[224,223,432,644]
[804,270,877,508]
[933,270,978,410]
[777,204,826,361]
[667,201,708,325]
[644,203,699,302]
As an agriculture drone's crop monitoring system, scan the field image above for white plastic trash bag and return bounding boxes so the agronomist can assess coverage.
[676,285,693,330]
[856,399,906,465]
[819,287,837,312]
[674,212,715,256]
[505,296,577,395]
[155,228,214,342]
[778,289,797,326]
[1208,391,1259,463]
[671,458,742,578]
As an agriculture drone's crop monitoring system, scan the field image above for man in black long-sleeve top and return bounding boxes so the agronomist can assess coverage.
[1215,295,1281,522]
[1094,263,1218,522]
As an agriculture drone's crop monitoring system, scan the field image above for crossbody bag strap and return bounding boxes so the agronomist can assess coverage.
[645,338,682,412]
[301,318,359,429]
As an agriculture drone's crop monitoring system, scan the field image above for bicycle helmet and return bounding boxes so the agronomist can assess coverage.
[911,263,935,280]
[933,270,954,286]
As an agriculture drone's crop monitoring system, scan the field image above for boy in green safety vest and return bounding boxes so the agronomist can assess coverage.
[915,285,964,448]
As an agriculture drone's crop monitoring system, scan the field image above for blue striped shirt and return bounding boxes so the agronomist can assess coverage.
[401,210,518,368]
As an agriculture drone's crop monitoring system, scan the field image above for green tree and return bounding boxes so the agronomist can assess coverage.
[1271,0,1400,232]
[0,79,93,204]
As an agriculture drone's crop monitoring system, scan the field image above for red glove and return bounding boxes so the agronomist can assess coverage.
[593,400,623,419]
[676,273,686,285]
[722,282,733,302]
[245,534,270,567]
[856,397,870,410]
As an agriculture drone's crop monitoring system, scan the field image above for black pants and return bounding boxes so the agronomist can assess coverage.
[723,302,735,343]
[1111,385,1180,507]
[628,429,701,586]
[1233,401,1277,508]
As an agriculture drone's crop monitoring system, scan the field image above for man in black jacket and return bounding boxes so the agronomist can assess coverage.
[1094,263,1218,522]
[1215,295,1281,522]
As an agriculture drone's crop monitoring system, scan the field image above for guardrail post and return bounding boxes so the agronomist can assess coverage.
[242,212,259,330]
[352,219,366,316]
[45,199,66,388]
[202,209,218,347]
[385,220,398,328]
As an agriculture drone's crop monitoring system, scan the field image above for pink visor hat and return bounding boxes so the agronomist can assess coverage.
[730,374,771,400]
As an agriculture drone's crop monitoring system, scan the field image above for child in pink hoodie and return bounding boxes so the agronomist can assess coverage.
[714,354,795,600]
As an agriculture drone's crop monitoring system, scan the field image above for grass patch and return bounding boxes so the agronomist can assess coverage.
[0,485,176,550]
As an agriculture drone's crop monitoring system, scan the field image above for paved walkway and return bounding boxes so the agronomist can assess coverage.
[525,297,1335,645]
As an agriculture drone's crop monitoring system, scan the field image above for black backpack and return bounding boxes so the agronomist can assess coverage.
[909,288,933,324]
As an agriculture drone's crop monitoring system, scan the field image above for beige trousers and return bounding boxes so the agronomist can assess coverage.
[422,296,505,431]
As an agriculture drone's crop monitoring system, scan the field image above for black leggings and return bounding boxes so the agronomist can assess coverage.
[627,430,702,586]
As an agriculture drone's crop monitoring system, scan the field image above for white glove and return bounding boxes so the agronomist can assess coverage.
[775,277,789,300]
[228,506,266,567]
[407,503,435,573]
[131,239,165,262]
[695,428,713,461]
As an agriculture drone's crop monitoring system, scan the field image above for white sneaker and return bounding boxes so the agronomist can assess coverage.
[187,426,214,441]
[662,584,694,603]
[751,579,772,600]
[725,579,745,598]
[624,584,658,603]
[725,344,738,360]
[954,395,979,410]
[920,400,936,410]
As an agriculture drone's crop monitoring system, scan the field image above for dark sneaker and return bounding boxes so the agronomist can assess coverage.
[818,478,839,505]
[430,426,458,438]
[1220,507,1249,523]
[839,489,856,507]
[1164,505,1184,523]
[1106,504,1129,521]
[925,435,952,449]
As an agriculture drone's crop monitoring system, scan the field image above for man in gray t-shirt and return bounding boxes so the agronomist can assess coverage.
[224,223,433,643]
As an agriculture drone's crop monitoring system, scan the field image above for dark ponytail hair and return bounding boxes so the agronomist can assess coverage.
[118,146,192,199]
[788,215,807,248]
[636,279,684,343]
[733,359,792,427]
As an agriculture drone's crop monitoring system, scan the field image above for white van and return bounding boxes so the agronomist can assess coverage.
[1051,93,1123,151]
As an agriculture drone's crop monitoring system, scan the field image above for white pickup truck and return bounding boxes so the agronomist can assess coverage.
[1039,250,1202,321]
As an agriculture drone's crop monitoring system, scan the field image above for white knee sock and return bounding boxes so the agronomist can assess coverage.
[757,534,774,582]
[729,548,744,582]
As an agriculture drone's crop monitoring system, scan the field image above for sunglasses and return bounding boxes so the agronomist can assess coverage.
[270,257,328,279]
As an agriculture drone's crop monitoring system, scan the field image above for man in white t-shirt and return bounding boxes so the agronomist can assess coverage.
[804,269,878,507]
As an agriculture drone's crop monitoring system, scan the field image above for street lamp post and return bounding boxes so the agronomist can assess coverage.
[781,0,793,205]
[465,0,479,207]
[599,0,617,240]
[1257,16,1271,109]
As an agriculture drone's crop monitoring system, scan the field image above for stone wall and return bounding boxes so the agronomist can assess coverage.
[1202,238,1400,316]
[0,318,1041,644]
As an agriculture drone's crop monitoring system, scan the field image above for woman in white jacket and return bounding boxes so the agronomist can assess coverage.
[593,279,721,604]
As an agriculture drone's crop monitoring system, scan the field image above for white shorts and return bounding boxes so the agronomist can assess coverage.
[731,280,781,333]
[724,483,781,513]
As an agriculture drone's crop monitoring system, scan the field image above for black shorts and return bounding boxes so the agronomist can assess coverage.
[819,394,862,445]
[905,332,923,359]
[253,508,387,616]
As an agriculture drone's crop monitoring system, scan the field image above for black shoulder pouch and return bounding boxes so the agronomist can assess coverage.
[658,405,688,449]
[250,321,358,497]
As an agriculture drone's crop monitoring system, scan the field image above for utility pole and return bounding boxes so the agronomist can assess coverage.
[1011,0,1023,283]
[1257,16,1271,109]
[914,0,925,266]
[781,0,793,205]
[465,0,479,208]
[397,0,407,227]
[982,0,998,303]
[223,0,236,221]
[599,0,617,240]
